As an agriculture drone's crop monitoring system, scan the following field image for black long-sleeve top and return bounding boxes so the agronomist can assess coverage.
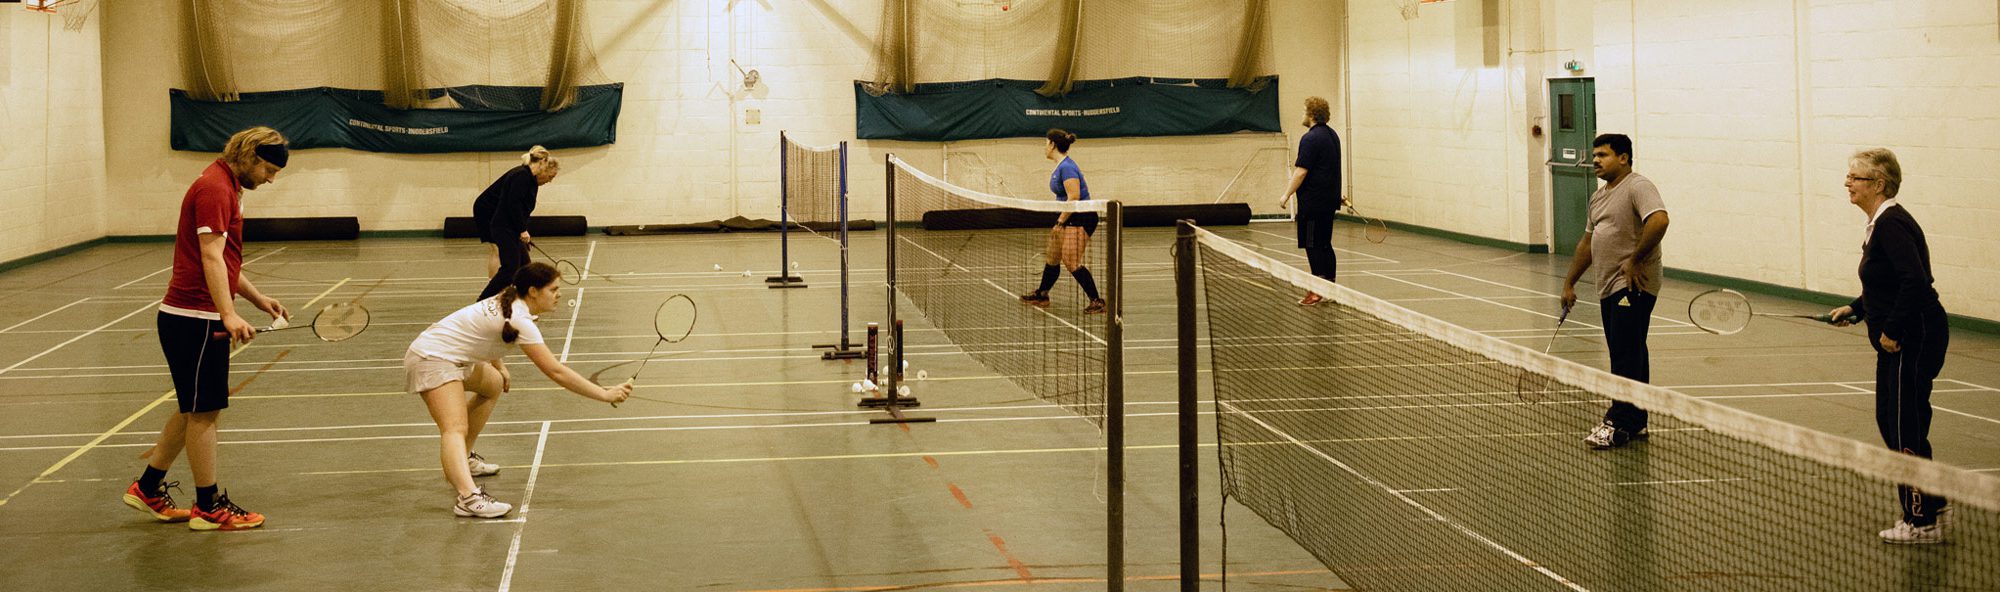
[472,165,540,240]
[1849,204,1942,342]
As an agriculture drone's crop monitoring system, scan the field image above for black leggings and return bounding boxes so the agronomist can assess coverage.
[479,235,529,301]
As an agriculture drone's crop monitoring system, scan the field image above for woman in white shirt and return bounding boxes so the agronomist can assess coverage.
[403,262,631,517]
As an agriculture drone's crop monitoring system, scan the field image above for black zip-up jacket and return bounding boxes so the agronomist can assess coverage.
[1848,204,1942,342]
[472,165,539,242]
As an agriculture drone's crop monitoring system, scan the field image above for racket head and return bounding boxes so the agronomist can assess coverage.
[529,243,581,284]
[1345,204,1388,244]
[310,303,370,342]
[555,259,582,285]
[1363,218,1389,244]
[1688,289,1752,335]
[653,294,697,343]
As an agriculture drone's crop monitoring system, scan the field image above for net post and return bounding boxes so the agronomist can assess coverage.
[768,131,804,288]
[1174,219,1198,592]
[819,140,863,359]
[1105,201,1125,592]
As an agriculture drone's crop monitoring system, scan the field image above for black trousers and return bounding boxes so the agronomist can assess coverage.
[1873,306,1951,525]
[1600,288,1656,431]
[1296,216,1337,282]
[478,233,529,301]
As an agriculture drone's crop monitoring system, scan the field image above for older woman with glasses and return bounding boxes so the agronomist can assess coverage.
[1827,147,1952,544]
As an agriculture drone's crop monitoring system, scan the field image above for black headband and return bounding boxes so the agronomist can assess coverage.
[254,144,289,168]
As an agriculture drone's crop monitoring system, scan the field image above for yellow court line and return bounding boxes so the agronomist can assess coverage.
[0,278,350,507]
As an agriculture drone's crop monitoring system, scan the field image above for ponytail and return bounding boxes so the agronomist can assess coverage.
[496,262,562,343]
[498,286,522,343]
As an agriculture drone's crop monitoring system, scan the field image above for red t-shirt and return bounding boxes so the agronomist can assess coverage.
[160,160,243,318]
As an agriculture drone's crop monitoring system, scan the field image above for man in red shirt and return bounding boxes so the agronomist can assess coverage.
[122,126,290,531]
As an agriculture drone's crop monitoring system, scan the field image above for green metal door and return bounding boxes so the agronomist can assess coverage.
[1548,78,1596,255]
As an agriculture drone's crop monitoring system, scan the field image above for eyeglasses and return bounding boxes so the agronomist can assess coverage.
[1845,175,1878,183]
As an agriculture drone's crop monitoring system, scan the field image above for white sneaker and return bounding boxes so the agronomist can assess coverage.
[453,487,513,518]
[1879,520,1943,544]
[467,452,500,477]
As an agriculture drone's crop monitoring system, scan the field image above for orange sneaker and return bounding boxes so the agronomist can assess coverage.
[122,480,191,523]
[188,491,265,531]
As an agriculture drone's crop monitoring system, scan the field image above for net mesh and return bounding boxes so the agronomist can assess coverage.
[888,156,1114,425]
[868,0,1271,94]
[1192,227,2000,591]
[782,135,844,226]
[180,0,609,110]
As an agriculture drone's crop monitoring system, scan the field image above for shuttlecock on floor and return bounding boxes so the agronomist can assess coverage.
[916,370,928,381]
[897,385,911,397]
[742,270,753,277]
[713,264,723,271]
[861,379,878,392]
[850,382,864,393]
[790,261,799,270]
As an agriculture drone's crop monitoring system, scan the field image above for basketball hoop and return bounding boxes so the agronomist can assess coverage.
[23,0,77,14]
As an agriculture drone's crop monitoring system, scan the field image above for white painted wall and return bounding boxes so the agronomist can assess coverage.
[1594,0,2000,320]
[1344,0,1997,321]
[98,0,1324,237]
[0,8,106,263]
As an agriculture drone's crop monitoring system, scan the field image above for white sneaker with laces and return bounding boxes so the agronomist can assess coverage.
[467,452,500,477]
[1583,422,1621,449]
[453,487,513,518]
[1879,520,1943,544]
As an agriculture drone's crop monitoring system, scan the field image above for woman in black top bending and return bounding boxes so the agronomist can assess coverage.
[474,146,560,300]
[1828,147,1952,544]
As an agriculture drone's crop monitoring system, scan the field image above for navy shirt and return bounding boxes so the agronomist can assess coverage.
[1049,156,1098,234]
[472,165,539,243]
[1294,124,1343,219]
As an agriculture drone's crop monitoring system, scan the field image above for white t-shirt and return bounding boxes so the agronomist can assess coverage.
[408,297,544,364]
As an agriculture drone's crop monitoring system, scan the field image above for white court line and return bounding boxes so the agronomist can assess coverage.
[1220,400,1589,592]
[1243,227,1398,263]
[0,278,348,506]
[1418,268,1695,328]
[895,234,1106,347]
[1826,381,2000,427]
[1360,270,1606,331]
[498,421,552,592]
[112,246,287,290]
[0,301,158,378]
[0,299,90,334]
[558,241,596,364]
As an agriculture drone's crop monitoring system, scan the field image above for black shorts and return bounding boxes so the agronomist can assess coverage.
[157,311,231,413]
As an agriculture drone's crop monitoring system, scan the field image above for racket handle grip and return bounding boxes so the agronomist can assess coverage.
[211,328,274,339]
[1812,312,1864,324]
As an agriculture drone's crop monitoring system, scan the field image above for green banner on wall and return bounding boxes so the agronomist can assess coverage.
[170,84,623,154]
[854,77,1279,142]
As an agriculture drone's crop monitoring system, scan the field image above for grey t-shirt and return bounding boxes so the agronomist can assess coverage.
[1586,172,1666,299]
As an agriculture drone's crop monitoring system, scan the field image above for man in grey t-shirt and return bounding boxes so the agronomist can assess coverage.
[1561,133,1671,449]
